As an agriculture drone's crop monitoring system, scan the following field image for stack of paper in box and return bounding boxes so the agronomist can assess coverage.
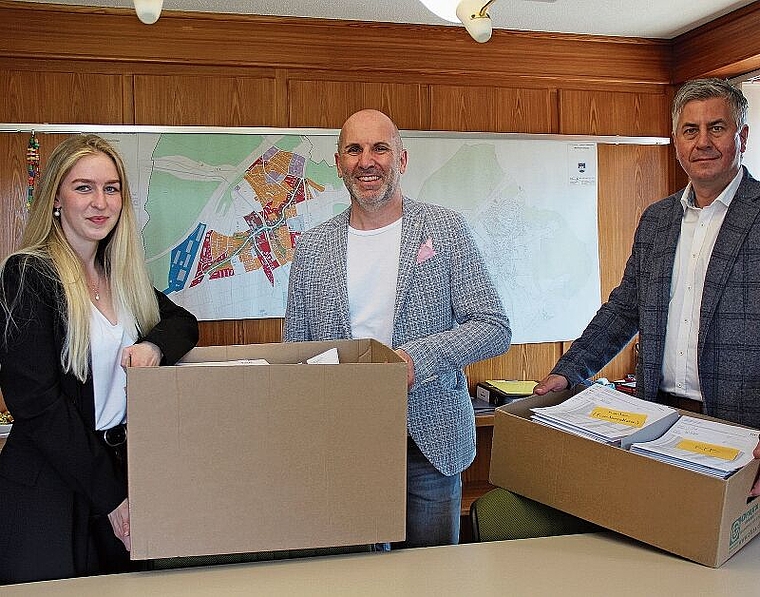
[630,416,759,478]
[531,384,679,449]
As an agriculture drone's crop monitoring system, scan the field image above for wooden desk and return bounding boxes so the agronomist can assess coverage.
[6,532,760,596]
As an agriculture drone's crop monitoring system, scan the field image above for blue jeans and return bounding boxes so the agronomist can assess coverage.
[401,437,462,548]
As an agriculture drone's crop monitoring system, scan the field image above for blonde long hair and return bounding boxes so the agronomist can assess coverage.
[1,134,160,381]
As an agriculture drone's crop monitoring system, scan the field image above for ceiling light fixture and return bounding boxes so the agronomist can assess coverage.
[456,0,496,43]
[133,0,164,24]
[418,0,498,43]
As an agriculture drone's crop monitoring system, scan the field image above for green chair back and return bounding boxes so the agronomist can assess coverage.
[470,488,599,542]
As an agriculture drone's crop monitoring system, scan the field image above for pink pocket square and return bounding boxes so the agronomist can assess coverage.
[416,237,436,264]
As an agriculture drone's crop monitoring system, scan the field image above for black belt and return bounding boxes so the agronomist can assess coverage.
[657,391,703,413]
[102,423,127,447]
[99,423,128,474]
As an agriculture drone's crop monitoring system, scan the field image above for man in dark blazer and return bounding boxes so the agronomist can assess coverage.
[534,78,760,489]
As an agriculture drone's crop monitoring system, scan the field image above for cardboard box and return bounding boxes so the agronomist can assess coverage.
[489,390,760,567]
[126,339,408,560]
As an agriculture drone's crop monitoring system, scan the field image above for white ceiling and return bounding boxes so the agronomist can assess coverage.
[13,0,758,39]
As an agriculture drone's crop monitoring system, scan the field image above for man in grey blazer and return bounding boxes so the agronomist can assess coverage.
[534,79,760,490]
[284,109,511,547]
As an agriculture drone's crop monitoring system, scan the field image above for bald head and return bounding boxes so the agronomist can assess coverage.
[338,109,403,154]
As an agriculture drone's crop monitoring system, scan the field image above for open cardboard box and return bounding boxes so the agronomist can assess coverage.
[489,389,760,567]
[126,339,408,560]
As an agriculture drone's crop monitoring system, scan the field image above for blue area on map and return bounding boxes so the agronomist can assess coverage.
[164,222,206,294]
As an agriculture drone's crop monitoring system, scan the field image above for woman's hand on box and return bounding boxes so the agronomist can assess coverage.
[121,341,163,368]
[108,498,131,551]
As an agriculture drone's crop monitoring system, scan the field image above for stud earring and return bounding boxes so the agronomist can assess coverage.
[53,207,60,218]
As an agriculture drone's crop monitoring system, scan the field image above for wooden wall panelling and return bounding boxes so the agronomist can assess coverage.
[429,85,555,133]
[287,80,430,130]
[0,69,125,124]
[662,86,688,197]
[273,69,290,128]
[597,145,670,294]
[122,74,136,125]
[589,144,671,381]
[558,89,671,137]
[0,134,30,260]
[0,133,76,261]
[0,2,670,86]
[133,74,285,127]
[671,149,689,195]
[673,2,760,83]
[198,318,284,348]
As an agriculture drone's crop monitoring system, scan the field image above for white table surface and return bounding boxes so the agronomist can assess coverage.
[4,531,760,596]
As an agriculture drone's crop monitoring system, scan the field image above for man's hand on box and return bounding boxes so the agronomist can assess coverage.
[750,440,760,497]
[533,374,569,396]
[395,349,415,390]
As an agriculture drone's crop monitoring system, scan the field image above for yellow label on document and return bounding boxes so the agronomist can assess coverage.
[589,407,646,428]
[676,439,740,461]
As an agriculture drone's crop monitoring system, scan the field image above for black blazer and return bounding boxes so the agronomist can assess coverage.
[0,254,198,583]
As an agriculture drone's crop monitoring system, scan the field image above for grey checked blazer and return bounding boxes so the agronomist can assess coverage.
[284,197,511,475]
[553,167,760,429]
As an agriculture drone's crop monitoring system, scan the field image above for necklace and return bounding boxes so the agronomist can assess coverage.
[89,274,100,301]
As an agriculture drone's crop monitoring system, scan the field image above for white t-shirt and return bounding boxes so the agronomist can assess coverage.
[346,218,402,347]
[90,305,137,430]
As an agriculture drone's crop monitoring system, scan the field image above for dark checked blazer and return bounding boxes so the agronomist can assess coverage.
[284,197,511,476]
[553,167,760,429]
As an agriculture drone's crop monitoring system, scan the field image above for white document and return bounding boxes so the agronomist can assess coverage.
[176,359,270,367]
[630,416,759,478]
[531,384,679,448]
[306,347,340,365]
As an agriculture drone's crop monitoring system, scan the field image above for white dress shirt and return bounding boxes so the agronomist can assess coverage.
[660,169,743,400]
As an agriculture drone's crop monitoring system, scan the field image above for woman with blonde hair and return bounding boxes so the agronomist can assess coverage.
[0,134,198,584]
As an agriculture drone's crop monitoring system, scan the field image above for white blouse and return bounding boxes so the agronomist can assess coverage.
[90,304,137,430]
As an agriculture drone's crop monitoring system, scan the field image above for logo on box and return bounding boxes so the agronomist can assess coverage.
[730,502,759,549]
